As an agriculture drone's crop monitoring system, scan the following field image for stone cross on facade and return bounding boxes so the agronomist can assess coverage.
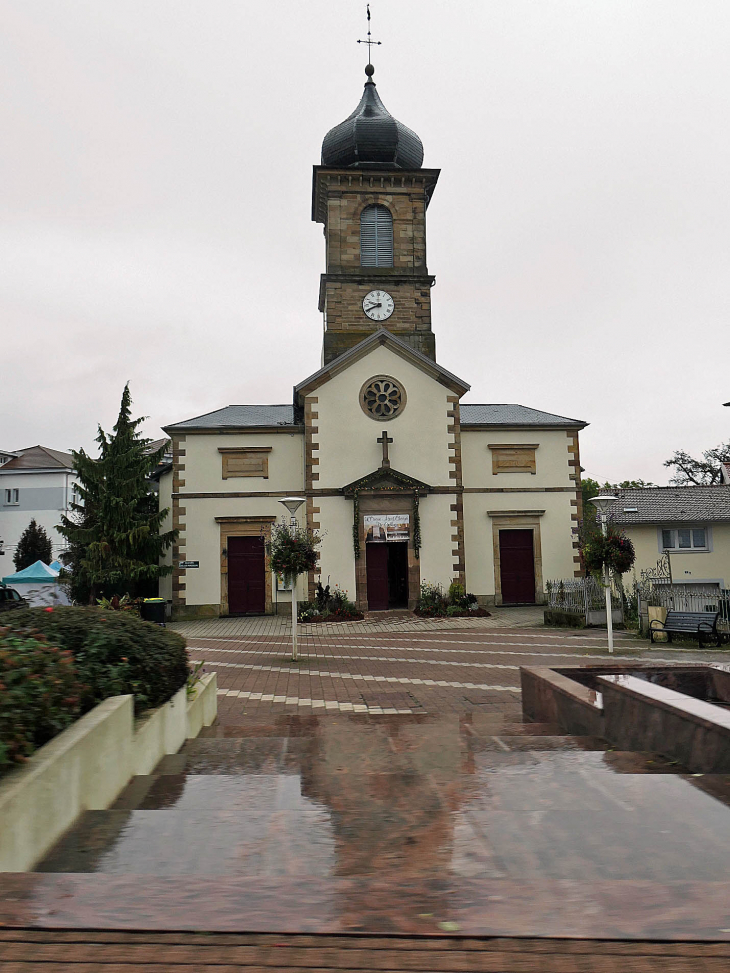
[377,431,393,468]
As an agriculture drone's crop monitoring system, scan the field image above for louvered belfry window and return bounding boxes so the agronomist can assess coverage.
[360,205,394,267]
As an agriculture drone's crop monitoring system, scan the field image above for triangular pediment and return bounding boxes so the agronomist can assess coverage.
[342,465,431,495]
[294,328,470,402]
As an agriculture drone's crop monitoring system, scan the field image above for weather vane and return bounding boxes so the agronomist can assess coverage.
[357,4,382,67]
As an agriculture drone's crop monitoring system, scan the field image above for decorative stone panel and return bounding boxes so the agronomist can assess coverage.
[489,444,538,475]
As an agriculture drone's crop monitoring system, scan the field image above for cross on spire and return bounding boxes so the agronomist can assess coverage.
[357,3,382,71]
[377,431,393,468]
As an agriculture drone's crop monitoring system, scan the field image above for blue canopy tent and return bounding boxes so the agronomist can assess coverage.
[2,560,59,584]
[2,560,69,606]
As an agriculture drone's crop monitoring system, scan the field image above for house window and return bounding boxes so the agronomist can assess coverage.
[219,447,272,479]
[360,205,394,267]
[660,527,708,551]
[4,489,19,505]
[488,444,538,475]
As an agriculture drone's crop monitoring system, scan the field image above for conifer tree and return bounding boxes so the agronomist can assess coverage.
[13,519,53,571]
[59,384,177,602]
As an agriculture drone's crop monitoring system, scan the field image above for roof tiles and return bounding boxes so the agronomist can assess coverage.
[612,486,730,525]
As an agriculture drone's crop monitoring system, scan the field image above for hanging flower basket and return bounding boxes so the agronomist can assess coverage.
[265,523,320,584]
[581,527,635,575]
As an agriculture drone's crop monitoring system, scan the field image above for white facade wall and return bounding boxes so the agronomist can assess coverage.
[182,432,304,494]
[316,495,358,596]
[0,470,79,562]
[158,471,174,605]
[313,346,454,488]
[624,523,730,589]
[417,493,459,592]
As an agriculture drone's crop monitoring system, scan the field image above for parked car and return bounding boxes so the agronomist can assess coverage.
[0,585,28,612]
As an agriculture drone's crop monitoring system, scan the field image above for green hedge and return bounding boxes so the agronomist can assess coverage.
[0,630,84,772]
[6,607,189,714]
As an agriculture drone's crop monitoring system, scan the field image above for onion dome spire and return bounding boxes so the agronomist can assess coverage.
[321,64,424,170]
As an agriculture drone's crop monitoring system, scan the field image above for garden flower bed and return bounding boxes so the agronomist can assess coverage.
[414,581,491,619]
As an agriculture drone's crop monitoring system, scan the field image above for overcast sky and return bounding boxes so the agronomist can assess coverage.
[2,0,729,483]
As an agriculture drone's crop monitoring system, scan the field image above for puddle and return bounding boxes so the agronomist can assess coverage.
[36,714,730,884]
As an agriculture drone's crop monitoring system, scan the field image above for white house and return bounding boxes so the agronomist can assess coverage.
[612,485,730,591]
[0,446,79,563]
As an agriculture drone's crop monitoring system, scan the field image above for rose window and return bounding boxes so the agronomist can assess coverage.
[360,376,406,420]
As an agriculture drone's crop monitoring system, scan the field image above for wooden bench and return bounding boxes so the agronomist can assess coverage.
[649,610,723,647]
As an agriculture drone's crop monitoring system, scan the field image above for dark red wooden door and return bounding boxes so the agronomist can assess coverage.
[366,543,389,610]
[499,529,536,604]
[227,536,266,614]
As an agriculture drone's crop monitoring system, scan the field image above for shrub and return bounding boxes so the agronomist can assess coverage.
[96,594,142,616]
[6,607,188,714]
[297,601,320,622]
[0,628,84,773]
[416,583,448,616]
[298,584,362,622]
[314,581,331,614]
[448,581,466,606]
[416,582,488,618]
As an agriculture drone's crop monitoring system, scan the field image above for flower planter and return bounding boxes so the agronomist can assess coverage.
[0,673,217,872]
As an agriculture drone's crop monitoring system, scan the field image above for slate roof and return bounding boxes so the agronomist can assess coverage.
[611,486,730,525]
[460,404,586,428]
[164,401,587,432]
[0,445,74,471]
[164,405,298,432]
[321,69,424,170]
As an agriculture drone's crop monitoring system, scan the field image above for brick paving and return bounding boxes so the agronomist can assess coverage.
[1,930,729,971]
[173,607,725,720]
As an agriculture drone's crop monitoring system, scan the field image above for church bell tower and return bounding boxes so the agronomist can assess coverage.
[312,64,440,365]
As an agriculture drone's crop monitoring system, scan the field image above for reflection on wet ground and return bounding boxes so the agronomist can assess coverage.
[34,713,730,923]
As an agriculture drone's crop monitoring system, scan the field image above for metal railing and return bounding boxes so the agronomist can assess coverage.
[546,577,622,613]
[646,583,730,632]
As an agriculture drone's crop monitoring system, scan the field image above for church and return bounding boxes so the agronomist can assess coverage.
[158,64,587,620]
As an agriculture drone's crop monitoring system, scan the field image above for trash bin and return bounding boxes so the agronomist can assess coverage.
[141,598,166,625]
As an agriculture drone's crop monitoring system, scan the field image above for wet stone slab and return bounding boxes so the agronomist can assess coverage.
[19,712,730,938]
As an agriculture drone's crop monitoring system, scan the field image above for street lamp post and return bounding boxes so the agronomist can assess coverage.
[589,494,617,654]
[278,497,306,661]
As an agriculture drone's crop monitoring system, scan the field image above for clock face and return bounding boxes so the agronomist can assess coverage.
[362,290,395,322]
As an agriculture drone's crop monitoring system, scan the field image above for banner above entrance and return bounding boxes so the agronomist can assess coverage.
[365,514,410,543]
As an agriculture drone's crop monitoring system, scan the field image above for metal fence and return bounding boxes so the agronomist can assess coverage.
[645,583,730,632]
[546,577,622,613]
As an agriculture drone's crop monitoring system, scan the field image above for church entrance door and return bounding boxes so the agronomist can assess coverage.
[499,529,536,604]
[366,542,409,611]
[227,535,266,614]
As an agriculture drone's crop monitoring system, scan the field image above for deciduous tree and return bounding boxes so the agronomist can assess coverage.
[663,442,730,486]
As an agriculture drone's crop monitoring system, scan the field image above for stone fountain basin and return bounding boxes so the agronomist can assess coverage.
[521,663,730,774]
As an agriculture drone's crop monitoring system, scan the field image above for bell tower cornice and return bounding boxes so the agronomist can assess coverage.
[312,166,441,226]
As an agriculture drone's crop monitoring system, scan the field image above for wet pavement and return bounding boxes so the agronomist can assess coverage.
[3,620,730,945]
[13,710,730,939]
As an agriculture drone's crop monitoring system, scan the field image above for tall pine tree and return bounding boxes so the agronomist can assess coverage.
[13,519,53,571]
[59,384,177,602]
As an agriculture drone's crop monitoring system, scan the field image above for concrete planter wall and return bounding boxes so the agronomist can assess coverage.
[544,607,624,628]
[0,672,217,872]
